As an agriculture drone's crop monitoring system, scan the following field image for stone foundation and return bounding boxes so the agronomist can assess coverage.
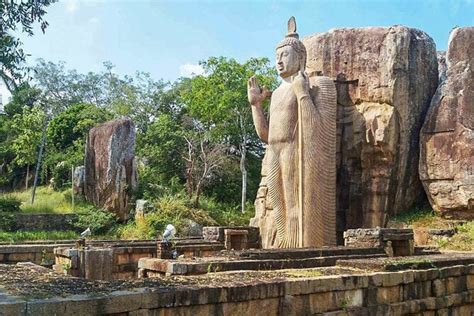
[54,245,155,280]
[2,262,474,315]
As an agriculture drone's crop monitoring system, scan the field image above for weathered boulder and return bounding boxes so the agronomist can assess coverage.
[252,26,438,247]
[84,118,137,221]
[420,27,474,219]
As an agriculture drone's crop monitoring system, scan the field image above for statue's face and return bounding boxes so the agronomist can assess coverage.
[276,45,300,78]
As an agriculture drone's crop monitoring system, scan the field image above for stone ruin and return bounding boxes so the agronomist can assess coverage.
[2,225,474,315]
[83,118,138,221]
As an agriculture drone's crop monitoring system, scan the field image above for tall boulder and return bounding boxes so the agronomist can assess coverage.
[251,26,438,247]
[84,118,137,221]
[420,27,474,219]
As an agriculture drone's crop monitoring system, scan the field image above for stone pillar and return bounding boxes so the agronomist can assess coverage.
[81,248,113,280]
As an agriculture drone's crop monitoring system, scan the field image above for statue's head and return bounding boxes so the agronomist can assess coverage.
[275,17,306,78]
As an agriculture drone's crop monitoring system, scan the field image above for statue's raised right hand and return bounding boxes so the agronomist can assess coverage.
[247,76,271,106]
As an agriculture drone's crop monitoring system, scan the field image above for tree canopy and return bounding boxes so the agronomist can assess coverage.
[0,1,56,91]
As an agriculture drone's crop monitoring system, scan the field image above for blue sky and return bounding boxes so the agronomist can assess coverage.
[1,0,472,105]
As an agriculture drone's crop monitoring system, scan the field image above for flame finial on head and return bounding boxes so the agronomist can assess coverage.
[276,16,306,70]
[287,16,298,39]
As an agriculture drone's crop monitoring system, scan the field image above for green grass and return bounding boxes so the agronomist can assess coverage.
[3,186,79,214]
[391,206,474,252]
[438,221,474,251]
[390,207,443,228]
[0,230,78,242]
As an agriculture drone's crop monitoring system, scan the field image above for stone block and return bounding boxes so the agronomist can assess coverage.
[381,272,405,287]
[116,253,130,265]
[0,301,27,316]
[224,229,248,250]
[432,279,446,297]
[8,253,35,262]
[467,275,474,290]
[439,265,464,278]
[308,291,336,313]
[130,253,152,263]
[376,286,402,304]
[446,276,467,295]
[83,248,113,280]
[221,298,279,316]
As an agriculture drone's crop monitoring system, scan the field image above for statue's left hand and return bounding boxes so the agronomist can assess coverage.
[292,71,310,98]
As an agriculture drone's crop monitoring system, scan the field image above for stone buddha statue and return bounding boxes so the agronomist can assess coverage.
[248,17,337,248]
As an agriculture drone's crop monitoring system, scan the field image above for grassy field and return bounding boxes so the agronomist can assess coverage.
[3,187,75,214]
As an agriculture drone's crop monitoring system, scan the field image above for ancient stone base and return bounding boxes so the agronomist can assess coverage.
[344,228,415,256]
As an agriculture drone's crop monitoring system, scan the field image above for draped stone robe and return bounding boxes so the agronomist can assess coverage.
[266,75,337,248]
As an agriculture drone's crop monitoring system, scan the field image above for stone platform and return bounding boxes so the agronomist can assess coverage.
[138,247,388,276]
[1,254,474,315]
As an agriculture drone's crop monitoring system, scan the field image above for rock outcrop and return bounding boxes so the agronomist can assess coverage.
[420,27,474,219]
[84,118,137,221]
[252,26,438,247]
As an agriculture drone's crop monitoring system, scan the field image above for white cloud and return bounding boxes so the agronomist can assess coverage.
[65,0,79,14]
[179,63,204,77]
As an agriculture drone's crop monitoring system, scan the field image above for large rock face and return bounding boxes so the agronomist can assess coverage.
[420,27,474,219]
[84,118,137,221]
[251,26,438,247]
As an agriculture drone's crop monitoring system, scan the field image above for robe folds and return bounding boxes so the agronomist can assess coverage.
[266,75,337,248]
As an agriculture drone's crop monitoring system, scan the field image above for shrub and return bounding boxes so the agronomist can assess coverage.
[0,213,17,231]
[0,196,21,213]
[73,206,118,235]
[118,192,255,240]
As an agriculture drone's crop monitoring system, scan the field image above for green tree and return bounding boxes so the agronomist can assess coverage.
[182,57,277,212]
[0,84,43,189]
[45,103,112,189]
[3,83,42,118]
[136,113,186,199]
[10,105,46,189]
[1,1,56,91]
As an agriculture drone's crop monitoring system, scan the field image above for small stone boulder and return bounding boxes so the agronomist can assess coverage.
[420,27,474,219]
[134,199,154,220]
[84,118,137,221]
[181,219,203,237]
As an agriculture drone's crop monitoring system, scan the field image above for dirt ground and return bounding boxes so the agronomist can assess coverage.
[0,264,364,300]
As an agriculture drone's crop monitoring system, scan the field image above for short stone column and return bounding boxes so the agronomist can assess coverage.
[224,229,248,250]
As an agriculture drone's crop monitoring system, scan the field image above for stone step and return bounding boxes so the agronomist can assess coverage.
[139,253,388,276]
